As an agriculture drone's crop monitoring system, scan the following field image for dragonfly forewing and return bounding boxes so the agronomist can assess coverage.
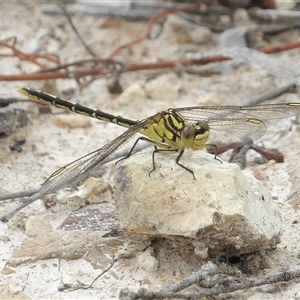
[207,118,266,146]
[39,112,162,195]
[177,103,300,122]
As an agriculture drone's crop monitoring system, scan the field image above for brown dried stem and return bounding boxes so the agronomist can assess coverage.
[0,38,60,69]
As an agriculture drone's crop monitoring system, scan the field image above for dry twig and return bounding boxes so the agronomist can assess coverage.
[58,253,135,292]
[120,266,300,299]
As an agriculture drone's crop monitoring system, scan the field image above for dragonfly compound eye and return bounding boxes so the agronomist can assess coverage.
[195,121,210,135]
[181,125,196,140]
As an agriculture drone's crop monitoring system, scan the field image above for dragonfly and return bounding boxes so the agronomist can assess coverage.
[18,87,300,195]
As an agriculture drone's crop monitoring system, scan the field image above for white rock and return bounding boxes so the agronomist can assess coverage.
[32,142,49,156]
[216,27,248,74]
[10,228,113,267]
[25,215,52,238]
[115,81,147,108]
[114,151,281,258]
[275,0,295,10]
[163,14,212,44]
[188,27,213,44]
[0,284,31,300]
[66,177,113,211]
[192,241,209,259]
[52,114,92,129]
[199,273,219,288]
[145,73,181,101]
[138,247,159,272]
[233,8,252,26]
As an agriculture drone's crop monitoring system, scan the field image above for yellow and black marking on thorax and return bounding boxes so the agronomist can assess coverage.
[143,109,210,150]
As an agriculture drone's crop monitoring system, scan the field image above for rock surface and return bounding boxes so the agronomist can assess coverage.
[114,151,282,258]
[0,107,28,133]
[62,177,113,210]
[163,14,213,44]
[145,73,182,101]
[52,114,92,129]
[9,215,119,269]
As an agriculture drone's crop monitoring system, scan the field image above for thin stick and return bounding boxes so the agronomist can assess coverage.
[160,261,218,293]
[0,187,40,201]
[58,2,97,58]
[120,268,300,299]
[243,82,296,106]
[58,253,134,291]
[0,193,42,222]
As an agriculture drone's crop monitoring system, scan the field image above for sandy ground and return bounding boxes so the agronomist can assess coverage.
[1,2,300,299]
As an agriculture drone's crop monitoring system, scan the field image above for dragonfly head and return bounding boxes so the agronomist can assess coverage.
[181,121,210,148]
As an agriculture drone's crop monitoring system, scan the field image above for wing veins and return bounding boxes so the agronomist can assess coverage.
[39,112,162,195]
[177,103,300,122]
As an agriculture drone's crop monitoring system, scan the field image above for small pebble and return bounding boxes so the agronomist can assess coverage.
[52,114,92,129]
[145,73,181,101]
[138,247,159,272]
[252,167,267,181]
[9,139,25,152]
[32,142,49,156]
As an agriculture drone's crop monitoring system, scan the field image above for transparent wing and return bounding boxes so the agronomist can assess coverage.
[207,118,266,145]
[176,103,300,121]
[38,103,300,195]
[39,113,161,195]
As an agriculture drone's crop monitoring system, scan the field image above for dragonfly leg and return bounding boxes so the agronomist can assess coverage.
[149,148,178,177]
[206,144,222,164]
[116,137,148,165]
[175,149,196,179]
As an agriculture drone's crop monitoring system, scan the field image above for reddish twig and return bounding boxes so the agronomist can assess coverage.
[107,2,204,59]
[122,56,231,72]
[3,40,300,81]
[1,5,300,83]
[0,71,69,81]
[0,56,231,81]
[1,38,300,81]
[0,41,60,69]
[258,40,300,54]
